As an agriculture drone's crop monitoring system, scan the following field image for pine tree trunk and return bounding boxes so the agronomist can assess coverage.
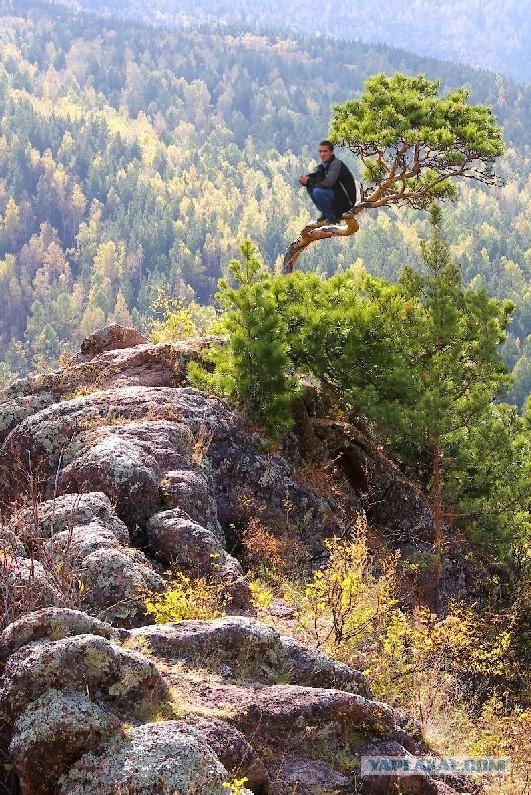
[432,444,443,615]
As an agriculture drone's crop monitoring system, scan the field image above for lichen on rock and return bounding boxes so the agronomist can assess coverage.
[9,690,114,795]
[57,721,252,795]
[0,329,470,795]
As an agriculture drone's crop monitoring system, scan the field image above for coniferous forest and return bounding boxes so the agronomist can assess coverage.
[0,0,530,409]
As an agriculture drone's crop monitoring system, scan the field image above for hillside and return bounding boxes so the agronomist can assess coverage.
[0,2,529,792]
[1,324,528,793]
[53,0,531,82]
[0,0,530,405]
[0,325,458,794]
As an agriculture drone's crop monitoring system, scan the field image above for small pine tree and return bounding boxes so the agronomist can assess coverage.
[398,205,513,608]
[189,240,298,440]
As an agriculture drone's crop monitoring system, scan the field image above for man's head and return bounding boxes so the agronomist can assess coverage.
[318,140,334,163]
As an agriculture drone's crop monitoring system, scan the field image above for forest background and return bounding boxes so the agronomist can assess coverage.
[0,0,529,412]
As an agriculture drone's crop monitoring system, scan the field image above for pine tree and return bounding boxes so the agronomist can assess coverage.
[444,402,531,559]
[398,205,513,609]
[189,240,298,440]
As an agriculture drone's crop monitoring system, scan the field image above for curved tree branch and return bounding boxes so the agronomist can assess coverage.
[282,150,504,275]
[282,210,361,274]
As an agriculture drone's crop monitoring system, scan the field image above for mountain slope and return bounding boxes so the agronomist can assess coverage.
[54,0,531,82]
[0,0,529,405]
[2,325,529,792]
[0,325,470,794]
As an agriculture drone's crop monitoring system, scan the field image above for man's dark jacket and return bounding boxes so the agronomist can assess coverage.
[307,155,357,216]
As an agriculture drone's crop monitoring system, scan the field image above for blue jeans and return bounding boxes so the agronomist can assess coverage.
[306,185,337,220]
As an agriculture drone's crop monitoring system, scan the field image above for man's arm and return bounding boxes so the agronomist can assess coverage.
[314,158,341,188]
[299,165,320,186]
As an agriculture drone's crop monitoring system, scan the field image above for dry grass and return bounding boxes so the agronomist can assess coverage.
[0,493,85,632]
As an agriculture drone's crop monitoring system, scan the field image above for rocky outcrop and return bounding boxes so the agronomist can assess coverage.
[0,327,468,794]
[14,491,166,627]
[0,607,459,795]
[0,349,358,620]
[292,382,435,545]
[1,383,345,556]
[0,614,168,794]
[0,324,219,444]
[130,616,370,695]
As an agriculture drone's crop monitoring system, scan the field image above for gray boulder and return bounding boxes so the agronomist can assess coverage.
[0,607,121,663]
[129,616,370,695]
[58,434,162,527]
[26,492,129,544]
[146,510,248,607]
[228,684,422,755]
[0,390,54,445]
[188,716,269,792]
[72,324,149,362]
[57,721,252,795]
[97,421,194,470]
[44,519,127,560]
[77,545,165,627]
[9,690,113,795]
[0,633,167,718]
[159,469,223,542]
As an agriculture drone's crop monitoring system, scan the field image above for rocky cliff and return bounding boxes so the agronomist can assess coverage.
[0,326,472,794]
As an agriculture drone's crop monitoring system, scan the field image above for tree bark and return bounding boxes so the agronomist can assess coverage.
[282,210,360,274]
[432,444,443,616]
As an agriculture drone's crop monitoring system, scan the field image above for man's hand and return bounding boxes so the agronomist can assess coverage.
[298,175,309,185]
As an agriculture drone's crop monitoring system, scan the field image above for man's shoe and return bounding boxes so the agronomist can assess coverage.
[302,217,338,234]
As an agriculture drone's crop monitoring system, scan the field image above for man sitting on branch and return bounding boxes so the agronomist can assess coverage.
[284,73,504,274]
[298,140,357,225]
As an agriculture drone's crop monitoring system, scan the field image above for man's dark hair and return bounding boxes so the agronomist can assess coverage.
[319,140,334,150]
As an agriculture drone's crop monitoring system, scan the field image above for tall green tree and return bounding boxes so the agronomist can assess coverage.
[398,205,513,608]
[272,267,418,431]
[444,402,531,560]
[189,240,298,439]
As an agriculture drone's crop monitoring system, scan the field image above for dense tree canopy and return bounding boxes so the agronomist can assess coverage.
[331,73,504,209]
[187,227,530,562]
[0,0,529,413]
